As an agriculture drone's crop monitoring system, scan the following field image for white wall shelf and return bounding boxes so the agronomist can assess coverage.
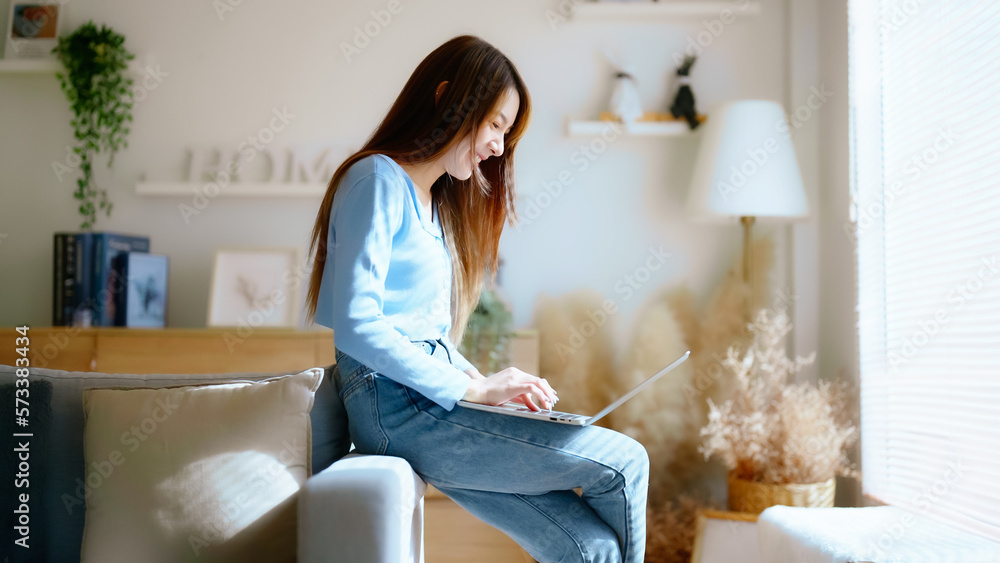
[136,182,326,197]
[0,59,60,73]
[567,119,699,137]
[570,1,761,21]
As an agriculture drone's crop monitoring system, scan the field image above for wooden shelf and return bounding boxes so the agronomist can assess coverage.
[566,118,703,137]
[0,326,336,374]
[135,182,327,197]
[570,1,761,21]
[0,58,60,73]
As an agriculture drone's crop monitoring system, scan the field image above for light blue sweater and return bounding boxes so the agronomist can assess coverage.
[315,154,476,410]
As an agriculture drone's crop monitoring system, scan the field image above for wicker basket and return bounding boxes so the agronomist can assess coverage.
[727,471,835,514]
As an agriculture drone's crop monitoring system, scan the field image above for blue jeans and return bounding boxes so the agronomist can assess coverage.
[334,339,649,563]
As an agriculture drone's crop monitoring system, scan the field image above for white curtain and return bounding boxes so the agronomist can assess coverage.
[849,0,1000,539]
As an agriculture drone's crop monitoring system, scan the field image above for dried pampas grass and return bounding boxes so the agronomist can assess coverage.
[680,236,776,411]
[665,287,701,357]
[608,288,693,504]
[645,494,716,563]
[532,290,617,419]
[658,236,776,498]
[699,309,860,484]
[530,236,782,503]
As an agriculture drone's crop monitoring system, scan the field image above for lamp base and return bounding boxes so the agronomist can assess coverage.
[741,216,756,320]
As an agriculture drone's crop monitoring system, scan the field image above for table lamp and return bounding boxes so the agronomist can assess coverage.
[685,99,809,317]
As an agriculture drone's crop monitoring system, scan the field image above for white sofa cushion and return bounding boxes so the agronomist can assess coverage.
[79,368,323,563]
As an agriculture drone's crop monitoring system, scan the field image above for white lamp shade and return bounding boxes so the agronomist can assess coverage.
[685,100,809,222]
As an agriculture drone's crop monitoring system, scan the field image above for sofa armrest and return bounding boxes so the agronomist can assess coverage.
[298,453,427,563]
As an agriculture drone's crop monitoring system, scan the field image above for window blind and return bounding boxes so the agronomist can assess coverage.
[849,0,1000,539]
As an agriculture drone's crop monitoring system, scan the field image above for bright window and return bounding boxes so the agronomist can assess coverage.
[849,0,1000,538]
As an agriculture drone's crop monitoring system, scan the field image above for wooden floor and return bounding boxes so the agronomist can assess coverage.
[424,486,535,563]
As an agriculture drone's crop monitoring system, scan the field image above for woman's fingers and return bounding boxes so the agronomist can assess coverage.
[519,377,558,409]
[538,378,558,405]
[519,393,540,411]
[483,370,559,410]
[506,382,543,410]
[525,379,557,408]
[509,395,532,409]
[525,383,553,410]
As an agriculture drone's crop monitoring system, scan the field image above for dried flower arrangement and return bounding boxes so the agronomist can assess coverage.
[699,308,860,485]
[630,236,777,503]
[534,237,778,507]
[531,236,794,556]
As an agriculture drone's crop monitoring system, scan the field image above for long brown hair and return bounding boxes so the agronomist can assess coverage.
[305,35,531,346]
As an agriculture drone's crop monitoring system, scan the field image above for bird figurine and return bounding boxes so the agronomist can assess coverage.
[610,70,644,126]
[669,55,701,130]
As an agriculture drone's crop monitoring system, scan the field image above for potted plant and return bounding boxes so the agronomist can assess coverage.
[699,308,860,513]
[52,21,135,229]
[460,288,514,375]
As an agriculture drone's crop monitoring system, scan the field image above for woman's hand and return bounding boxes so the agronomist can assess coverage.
[506,392,558,411]
[464,367,487,381]
[463,367,558,411]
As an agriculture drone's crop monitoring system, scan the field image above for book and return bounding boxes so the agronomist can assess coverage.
[71,232,94,327]
[111,252,168,327]
[91,233,151,327]
[52,233,67,325]
[63,232,76,326]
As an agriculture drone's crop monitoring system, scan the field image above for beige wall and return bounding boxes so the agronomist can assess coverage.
[0,0,857,394]
[783,0,857,505]
[816,0,860,506]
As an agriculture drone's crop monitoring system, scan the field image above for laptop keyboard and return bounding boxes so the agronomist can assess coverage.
[500,404,589,422]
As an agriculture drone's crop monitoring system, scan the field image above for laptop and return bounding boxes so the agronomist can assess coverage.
[456,350,690,426]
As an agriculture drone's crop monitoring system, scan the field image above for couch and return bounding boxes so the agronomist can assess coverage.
[0,362,427,563]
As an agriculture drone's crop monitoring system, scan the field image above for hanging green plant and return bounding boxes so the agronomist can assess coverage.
[52,21,135,230]
[460,288,514,375]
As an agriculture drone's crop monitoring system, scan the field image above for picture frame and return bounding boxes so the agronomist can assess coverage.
[207,247,301,328]
[4,2,62,60]
[690,509,761,563]
[112,251,169,328]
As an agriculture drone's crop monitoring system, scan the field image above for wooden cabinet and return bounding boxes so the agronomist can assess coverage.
[0,326,538,376]
[0,326,538,562]
[0,326,336,374]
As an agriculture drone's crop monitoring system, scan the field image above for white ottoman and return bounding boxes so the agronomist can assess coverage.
[756,506,1000,563]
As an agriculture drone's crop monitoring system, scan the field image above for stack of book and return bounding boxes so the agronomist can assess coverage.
[52,232,169,328]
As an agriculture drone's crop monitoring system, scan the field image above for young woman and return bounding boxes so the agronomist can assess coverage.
[306,35,649,563]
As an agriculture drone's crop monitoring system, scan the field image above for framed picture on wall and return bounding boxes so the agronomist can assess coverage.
[207,247,301,328]
[4,2,62,60]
